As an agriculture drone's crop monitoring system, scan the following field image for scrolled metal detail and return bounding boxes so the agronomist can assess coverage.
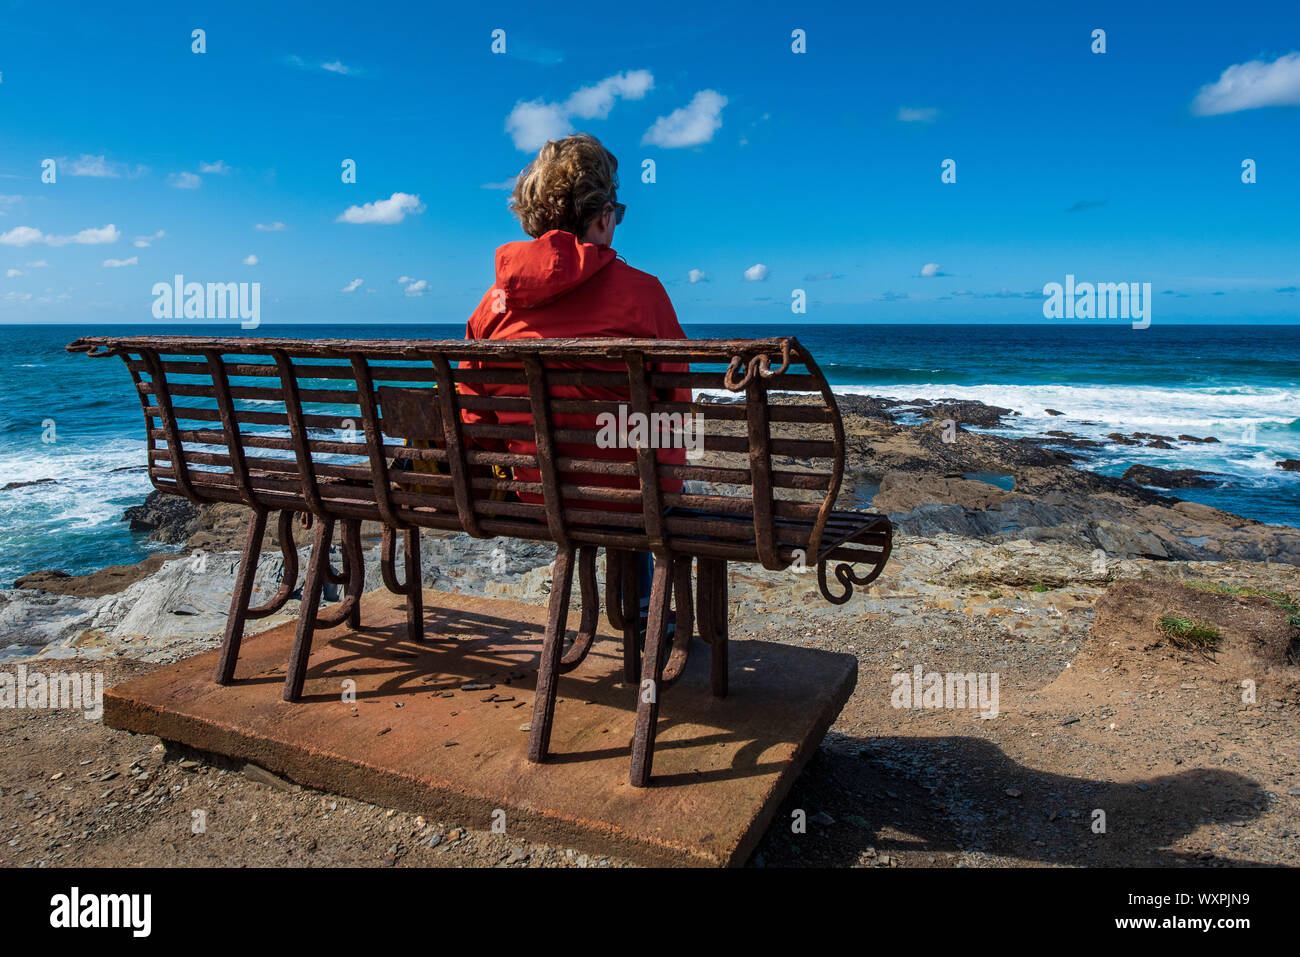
[247,509,300,619]
[559,546,599,672]
[380,525,412,595]
[723,338,793,391]
[75,342,121,358]
[817,557,883,605]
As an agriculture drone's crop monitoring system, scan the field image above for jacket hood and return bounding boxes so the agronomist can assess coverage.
[494,229,616,309]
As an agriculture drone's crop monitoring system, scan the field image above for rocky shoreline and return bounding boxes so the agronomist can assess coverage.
[3,394,1299,660]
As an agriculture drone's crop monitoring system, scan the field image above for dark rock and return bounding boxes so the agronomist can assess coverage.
[1277,460,1300,472]
[1132,432,1175,442]
[830,394,909,420]
[919,400,1014,428]
[122,490,201,543]
[1038,432,1104,449]
[2,478,56,491]
[1121,465,1218,489]
[1106,433,1140,446]
[1178,435,1220,444]
[1044,409,1064,416]
[13,554,177,598]
[1146,440,1174,449]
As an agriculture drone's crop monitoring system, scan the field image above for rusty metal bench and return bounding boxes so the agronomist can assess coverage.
[67,335,891,787]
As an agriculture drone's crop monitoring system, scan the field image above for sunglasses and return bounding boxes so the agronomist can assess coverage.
[609,201,626,225]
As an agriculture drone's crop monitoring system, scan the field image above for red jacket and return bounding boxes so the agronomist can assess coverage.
[459,230,691,509]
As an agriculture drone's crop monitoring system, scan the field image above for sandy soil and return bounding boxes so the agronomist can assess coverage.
[3,575,1295,868]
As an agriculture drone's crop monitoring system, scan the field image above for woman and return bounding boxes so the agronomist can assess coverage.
[458,133,691,627]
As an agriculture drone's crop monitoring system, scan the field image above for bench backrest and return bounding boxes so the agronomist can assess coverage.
[67,335,849,569]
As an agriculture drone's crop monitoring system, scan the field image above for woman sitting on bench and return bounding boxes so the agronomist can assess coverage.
[457,132,691,636]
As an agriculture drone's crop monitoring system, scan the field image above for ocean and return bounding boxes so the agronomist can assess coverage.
[1,322,1297,586]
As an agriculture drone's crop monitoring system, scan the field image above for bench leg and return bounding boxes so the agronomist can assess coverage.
[619,550,640,683]
[630,556,672,787]
[528,545,575,762]
[604,548,626,632]
[283,517,335,702]
[405,526,424,642]
[343,519,363,630]
[215,506,269,685]
[698,558,729,698]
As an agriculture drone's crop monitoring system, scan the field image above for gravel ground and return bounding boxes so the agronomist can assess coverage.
[3,571,1295,869]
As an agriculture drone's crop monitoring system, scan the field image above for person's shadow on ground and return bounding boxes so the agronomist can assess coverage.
[752,733,1273,868]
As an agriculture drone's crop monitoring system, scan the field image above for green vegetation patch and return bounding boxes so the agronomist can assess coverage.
[1184,580,1300,630]
[1157,612,1221,651]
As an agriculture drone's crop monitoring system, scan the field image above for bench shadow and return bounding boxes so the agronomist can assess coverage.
[753,733,1275,868]
[226,601,824,787]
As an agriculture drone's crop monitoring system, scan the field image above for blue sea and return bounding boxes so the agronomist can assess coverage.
[1,322,1298,586]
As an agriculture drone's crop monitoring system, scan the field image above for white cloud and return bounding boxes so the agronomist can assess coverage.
[67,154,118,177]
[642,90,727,148]
[169,171,202,189]
[25,259,48,268]
[506,70,654,151]
[242,254,259,266]
[481,178,517,191]
[688,269,708,283]
[289,55,361,76]
[397,276,414,284]
[5,268,21,277]
[59,156,148,179]
[199,160,231,174]
[404,279,428,297]
[4,224,121,247]
[1192,52,1300,115]
[335,192,425,225]
[506,101,573,152]
[897,106,940,123]
[0,226,43,247]
[48,224,120,247]
[133,230,165,248]
[255,221,289,231]
[102,256,138,268]
[565,69,653,119]
[341,278,363,293]
[744,263,769,281]
[920,262,941,277]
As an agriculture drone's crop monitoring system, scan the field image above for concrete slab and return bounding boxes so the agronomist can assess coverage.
[103,588,857,867]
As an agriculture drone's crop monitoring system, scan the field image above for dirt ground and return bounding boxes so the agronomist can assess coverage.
[3,576,1295,869]
[755,579,1298,868]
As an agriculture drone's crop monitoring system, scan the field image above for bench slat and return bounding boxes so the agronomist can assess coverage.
[87,334,885,573]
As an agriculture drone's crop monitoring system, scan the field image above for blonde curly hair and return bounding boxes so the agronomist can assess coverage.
[510,134,619,239]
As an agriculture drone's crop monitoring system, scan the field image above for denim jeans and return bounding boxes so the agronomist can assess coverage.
[635,551,654,606]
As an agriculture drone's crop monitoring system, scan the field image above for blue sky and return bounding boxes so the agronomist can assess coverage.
[1,0,1298,326]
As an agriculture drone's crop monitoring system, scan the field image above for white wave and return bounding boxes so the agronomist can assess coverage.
[0,441,153,529]
[831,382,1300,438]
